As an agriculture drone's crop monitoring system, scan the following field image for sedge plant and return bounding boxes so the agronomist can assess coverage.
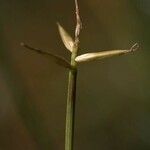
[21,0,139,150]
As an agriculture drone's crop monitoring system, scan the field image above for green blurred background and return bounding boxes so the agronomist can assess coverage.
[0,0,150,149]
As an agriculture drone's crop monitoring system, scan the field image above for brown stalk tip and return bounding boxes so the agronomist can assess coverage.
[130,43,140,52]
[75,0,82,41]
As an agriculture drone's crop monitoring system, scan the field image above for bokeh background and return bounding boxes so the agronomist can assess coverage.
[0,0,150,150]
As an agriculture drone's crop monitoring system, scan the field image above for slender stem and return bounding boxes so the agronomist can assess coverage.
[65,0,81,149]
[65,69,77,150]
[65,46,78,150]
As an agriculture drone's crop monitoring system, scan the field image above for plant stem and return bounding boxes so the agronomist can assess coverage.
[65,0,81,149]
[65,47,78,150]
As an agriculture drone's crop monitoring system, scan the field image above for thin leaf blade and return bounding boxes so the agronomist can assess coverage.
[21,42,71,69]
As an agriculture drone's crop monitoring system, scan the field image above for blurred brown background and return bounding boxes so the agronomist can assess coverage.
[0,0,150,150]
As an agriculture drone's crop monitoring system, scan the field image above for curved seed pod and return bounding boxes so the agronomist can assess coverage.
[75,43,139,63]
[57,23,74,52]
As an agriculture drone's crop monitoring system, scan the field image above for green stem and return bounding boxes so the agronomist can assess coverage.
[65,48,78,150]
